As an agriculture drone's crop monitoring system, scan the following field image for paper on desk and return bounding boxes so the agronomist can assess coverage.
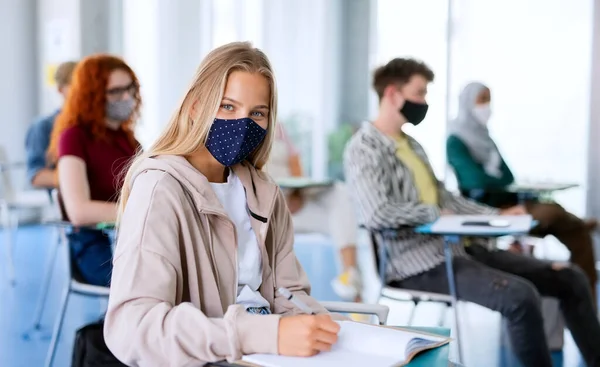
[430,215,532,235]
[242,321,447,367]
[276,177,333,189]
[507,182,578,192]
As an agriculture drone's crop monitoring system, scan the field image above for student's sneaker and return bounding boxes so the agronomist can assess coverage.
[331,267,362,302]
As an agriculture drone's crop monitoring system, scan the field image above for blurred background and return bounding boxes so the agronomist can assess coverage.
[2,0,600,366]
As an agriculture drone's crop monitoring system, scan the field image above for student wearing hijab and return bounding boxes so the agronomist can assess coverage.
[447,81,598,299]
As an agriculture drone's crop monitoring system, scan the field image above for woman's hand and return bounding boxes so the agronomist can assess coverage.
[286,190,305,214]
[277,314,340,357]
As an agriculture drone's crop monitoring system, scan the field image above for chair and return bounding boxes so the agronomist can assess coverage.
[0,146,53,285]
[44,196,111,367]
[320,301,389,325]
[22,190,68,336]
[367,228,453,326]
[365,227,463,362]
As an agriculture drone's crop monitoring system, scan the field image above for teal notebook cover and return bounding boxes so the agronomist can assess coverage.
[405,327,450,366]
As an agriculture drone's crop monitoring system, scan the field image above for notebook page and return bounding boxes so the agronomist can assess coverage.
[334,321,445,359]
[242,321,447,367]
[242,350,397,367]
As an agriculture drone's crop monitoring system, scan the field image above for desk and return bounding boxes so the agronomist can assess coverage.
[207,327,452,367]
[415,217,535,365]
[276,177,334,190]
[506,182,578,194]
[505,182,578,203]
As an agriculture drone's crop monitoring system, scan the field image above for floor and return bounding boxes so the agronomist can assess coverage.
[0,225,588,366]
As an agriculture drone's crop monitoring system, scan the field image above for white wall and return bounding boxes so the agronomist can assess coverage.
[37,0,80,113]
[122,0,206,149]
[262,0,343,179]
[37,0,123,114]
[0,0,38,189]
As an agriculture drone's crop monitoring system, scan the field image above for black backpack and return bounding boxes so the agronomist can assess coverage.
[72,321,127,367]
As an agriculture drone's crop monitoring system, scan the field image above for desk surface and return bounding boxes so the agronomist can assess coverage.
[207,326,451,367]
[276,177,334,189]
[506,182,578,193]
[416,218,538,237]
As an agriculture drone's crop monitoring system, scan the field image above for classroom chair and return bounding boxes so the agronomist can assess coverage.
[0,145,53,285]
[23,190,64,335]
[43,218,110,367]
[366,228,453,325]
[42,191,111,367]
[364,227,463,363]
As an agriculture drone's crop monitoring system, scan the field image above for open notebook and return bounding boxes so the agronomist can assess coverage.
[241,321,449,367]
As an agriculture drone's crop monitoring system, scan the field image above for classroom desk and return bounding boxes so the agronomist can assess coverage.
[206,326,452,367]
[413,217,535,365]
[276,177,334,190]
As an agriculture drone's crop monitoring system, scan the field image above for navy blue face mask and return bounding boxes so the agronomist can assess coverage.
[205,117,267,167]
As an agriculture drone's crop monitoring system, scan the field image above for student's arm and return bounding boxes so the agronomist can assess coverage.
[25,118,56,188]
[446,135,513,190]
[271,188,330,316]
[344,144,440,228]
[289,154,303,177]
[57,128,116,226]
[104,171,280,366]
[279,124,303,177]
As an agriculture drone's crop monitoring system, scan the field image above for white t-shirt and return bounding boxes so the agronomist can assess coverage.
[210,171,270,309]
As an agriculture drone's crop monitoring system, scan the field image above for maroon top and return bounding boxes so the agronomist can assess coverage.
[58,125,138,203]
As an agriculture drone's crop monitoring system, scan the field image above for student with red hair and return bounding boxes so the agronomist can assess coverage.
[48,54,141,286]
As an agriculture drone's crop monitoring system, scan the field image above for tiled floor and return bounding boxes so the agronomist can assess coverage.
[0,225,588,366]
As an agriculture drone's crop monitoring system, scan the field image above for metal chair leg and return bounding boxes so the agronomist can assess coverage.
[443,236,464,364]
[44,286,70,367]
[31,230,61,330]
[438,303,449,327]
[405,299,418,326]
[1,202,16,285]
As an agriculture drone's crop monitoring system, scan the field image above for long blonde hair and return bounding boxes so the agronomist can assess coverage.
[118,42,278,220]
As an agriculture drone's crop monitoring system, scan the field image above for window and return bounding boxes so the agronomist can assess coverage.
[375,0,593,214]
[211,0,263,48]
[374,0,450,177]
[448,0,592,215]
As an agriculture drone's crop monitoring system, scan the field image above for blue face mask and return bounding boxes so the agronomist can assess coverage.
[205,117,267,167]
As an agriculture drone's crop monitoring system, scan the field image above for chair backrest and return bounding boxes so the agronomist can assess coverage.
[0,145,16,202]
[365,228,390,287]
[51,189,91,284]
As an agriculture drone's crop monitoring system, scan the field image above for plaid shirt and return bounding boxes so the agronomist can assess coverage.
[343,122,497,281]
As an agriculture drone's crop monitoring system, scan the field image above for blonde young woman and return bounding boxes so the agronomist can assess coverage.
[104,42,341,365]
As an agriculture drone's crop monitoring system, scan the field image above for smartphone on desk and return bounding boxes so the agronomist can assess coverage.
[461,219,510,228]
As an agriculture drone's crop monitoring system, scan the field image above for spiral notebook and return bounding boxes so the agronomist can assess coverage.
[241,321,449,367]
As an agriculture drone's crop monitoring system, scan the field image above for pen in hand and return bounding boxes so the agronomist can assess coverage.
[277,287,316,315]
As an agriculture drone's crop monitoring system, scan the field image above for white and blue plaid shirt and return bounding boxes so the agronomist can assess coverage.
[344,122,497,282]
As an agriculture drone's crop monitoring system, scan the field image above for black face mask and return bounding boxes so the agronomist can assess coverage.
[400,100,429,125]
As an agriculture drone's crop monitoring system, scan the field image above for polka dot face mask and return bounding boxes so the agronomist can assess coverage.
[205,117,267,167]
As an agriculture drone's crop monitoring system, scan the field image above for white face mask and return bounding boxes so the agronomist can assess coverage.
[472,104,492,125]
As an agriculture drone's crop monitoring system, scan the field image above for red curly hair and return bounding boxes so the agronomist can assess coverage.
[47,54,141,163]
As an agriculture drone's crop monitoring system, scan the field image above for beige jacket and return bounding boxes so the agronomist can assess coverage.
[104,155,328,367]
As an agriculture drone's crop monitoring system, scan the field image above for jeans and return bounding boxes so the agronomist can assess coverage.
[68,228,113,287]
[391,245,600,367]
